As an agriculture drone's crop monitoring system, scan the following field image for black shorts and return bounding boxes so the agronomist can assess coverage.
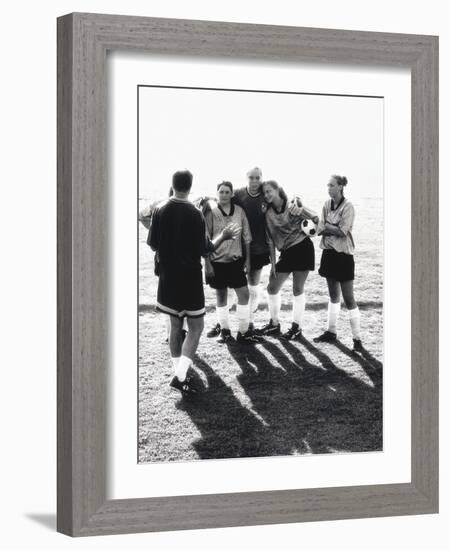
[276,238,315,273]
[208,259,248,290]
[156,266,205,318]
[250,253,270,271]
[318,248,355,282]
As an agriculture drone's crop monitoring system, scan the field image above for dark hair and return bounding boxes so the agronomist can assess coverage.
[332,175,348,187]
[217,181,233,192]
[172,170,193,192]
[262,180,289,204]
[168,186,174,197]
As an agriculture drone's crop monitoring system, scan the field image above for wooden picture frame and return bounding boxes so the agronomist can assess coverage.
[57,12,438,536]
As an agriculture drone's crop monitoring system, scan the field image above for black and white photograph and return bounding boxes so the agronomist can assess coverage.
[138,84,383,463]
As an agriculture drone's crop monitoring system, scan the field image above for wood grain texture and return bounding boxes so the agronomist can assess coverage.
[57,12,439,537]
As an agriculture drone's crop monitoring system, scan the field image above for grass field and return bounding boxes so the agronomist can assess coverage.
[138,197,383,462]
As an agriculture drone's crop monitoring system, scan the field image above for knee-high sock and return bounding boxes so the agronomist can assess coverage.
[327,301,341,334]
[217,305,230,329]
[248,284,260,319]
[268,293,281,324]
[236,304,250,334]
[174,355,192,382]
[292,293,306,328]
[349,307,361,339]
[228,290,236,311]
[171,356,180,373]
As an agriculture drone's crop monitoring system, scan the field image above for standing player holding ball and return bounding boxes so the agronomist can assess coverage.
[314,175,363,352]
[259,180,319,340]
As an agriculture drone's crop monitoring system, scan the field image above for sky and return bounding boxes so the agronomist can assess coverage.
[138,86,383,202]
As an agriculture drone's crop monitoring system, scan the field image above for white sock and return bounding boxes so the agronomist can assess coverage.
[327,301,341,334]
[182,317,188,331]
[171,356,180,373]
[217,305,230,329]
[236,304,250,334]
[248,284,260,318]
[292,293,306,328]
[268,293,281,325]
[174,355,192,382]
[349,307,361,340]
[228,291,236,311]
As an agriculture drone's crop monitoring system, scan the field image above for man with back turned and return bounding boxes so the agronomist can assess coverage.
[148,170,239,395]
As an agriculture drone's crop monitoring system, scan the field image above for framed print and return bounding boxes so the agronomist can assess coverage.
[57,13,438,536]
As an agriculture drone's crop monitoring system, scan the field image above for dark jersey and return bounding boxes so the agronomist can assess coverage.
[233,187,269,256]
[148,197,213,271]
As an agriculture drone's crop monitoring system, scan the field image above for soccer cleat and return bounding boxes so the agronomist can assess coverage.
[257,319,281,336]
[217,328,234,343]
[169,374,198,395]
[236,330,262,344]
[206,323,221,338]
[283,322,302,340]
[313,330,337,343]
[352,339,364,353]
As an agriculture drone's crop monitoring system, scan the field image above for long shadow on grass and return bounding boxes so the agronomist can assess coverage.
[297,337,383,389]
[226,337,382,456]
[176,356,289,459]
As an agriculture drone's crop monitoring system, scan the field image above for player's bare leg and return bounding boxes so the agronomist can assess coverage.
[168,315,183,360]
[248,268,263,323]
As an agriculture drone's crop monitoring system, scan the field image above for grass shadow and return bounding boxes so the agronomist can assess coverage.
[226,337,383,455]
[176,356,288,459]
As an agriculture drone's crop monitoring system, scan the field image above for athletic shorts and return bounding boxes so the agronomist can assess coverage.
[276,238,315,273]
[318,248,355,282]
[208,259,248,290]
[156,266,205,318]
[249,253,270,271]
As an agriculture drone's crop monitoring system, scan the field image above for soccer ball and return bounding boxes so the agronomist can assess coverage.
[301,218,318,237]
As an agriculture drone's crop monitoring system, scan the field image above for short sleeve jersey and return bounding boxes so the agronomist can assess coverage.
[264,199,311,252]
[205,203,252,263]
[148,197,213,270]
[233,187,269,256]
[317,197,355,255]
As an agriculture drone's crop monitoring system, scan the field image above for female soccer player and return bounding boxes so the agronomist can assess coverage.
[313,175,363,352]
[259,180,318,340]
[204,181,259,343]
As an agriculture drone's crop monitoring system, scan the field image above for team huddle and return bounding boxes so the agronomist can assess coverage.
[142,167,363,395]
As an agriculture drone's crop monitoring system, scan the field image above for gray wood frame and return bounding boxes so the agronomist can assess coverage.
[57,12,438,537]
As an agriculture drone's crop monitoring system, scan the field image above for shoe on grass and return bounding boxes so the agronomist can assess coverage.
[217,328,234,343]
[169,374,198,395]
[206,323,221,338]
[283,322,302,340]
[313,330,337,343]
[236,330,262,344]
[257,319,281,336]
